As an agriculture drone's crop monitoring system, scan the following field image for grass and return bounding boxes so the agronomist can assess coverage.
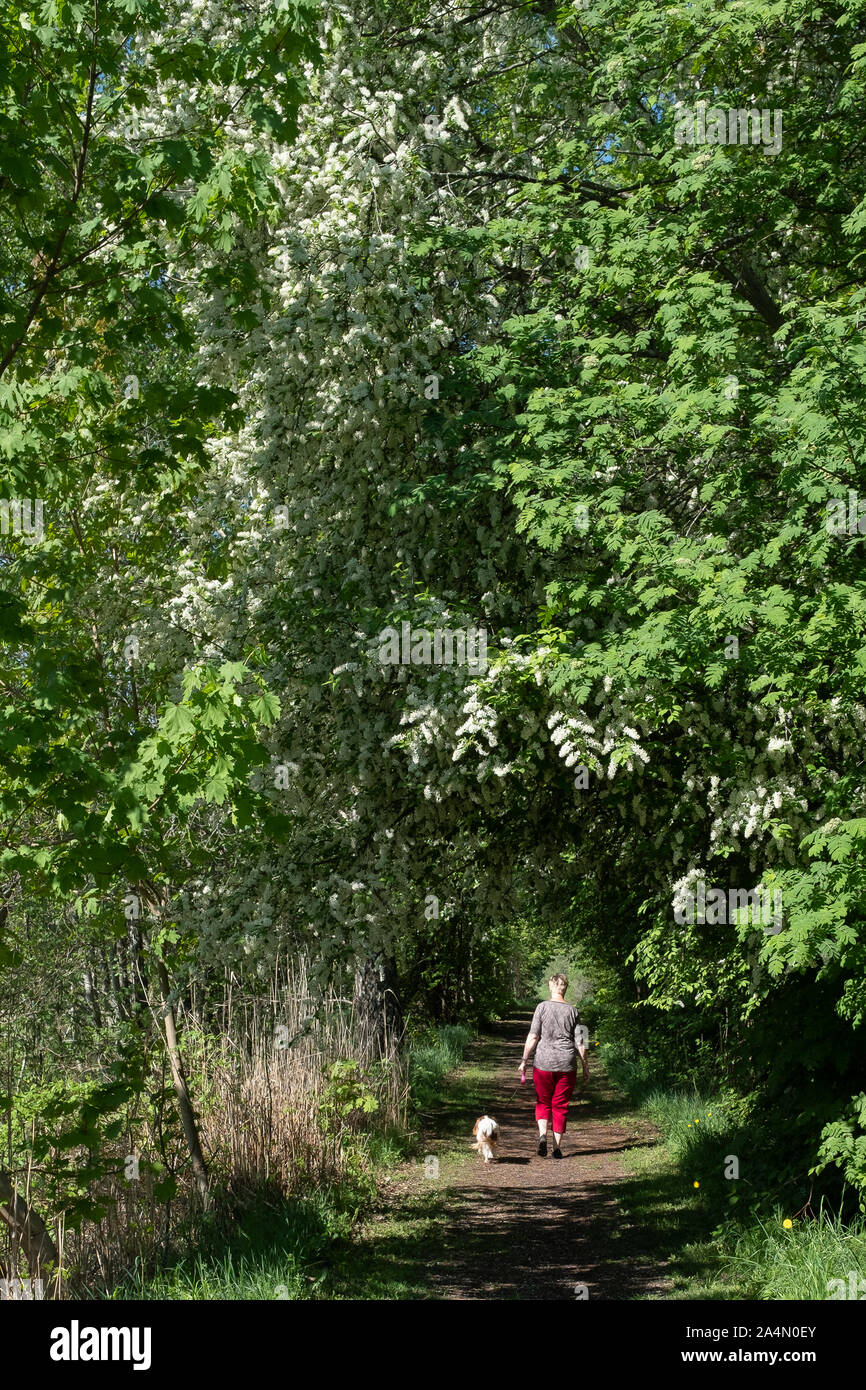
[105,1024,476,1301]
[727,1205,866,1300]
[598,1041,866,1300]
[105,1189,366,1300]
[408,1024,473,1109]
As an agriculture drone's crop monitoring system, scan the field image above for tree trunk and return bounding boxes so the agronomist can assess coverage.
[101,946,128,1022]
[97,947,118,1021]
[126,916,148,1016]
[353,952,402,1061]
[0,1170,58,1274]
[154,957,210,1208]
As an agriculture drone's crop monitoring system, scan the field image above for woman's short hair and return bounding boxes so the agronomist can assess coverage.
[549,973,568,992]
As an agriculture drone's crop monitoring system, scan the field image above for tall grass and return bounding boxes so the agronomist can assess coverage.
[408,1025,472,1109]
[728,1205,866,1300]
[59,956,407,1297]
[108,1192,357,1301]
[192,958,407,1195]
[599,1040,684,1105]
[101,1018,473,1300]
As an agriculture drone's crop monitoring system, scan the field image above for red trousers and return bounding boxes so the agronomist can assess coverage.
[533,1068,577,1132]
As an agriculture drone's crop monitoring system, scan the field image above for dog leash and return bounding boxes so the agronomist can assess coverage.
[503,1073,529,1104]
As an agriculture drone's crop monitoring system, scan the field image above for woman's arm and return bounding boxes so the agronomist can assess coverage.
[519,1032,539,1076]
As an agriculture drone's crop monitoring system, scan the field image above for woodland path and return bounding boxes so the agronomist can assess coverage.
[339,1014,675,1300]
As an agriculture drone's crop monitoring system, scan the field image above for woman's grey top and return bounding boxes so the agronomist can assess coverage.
[529,1000,583,1072]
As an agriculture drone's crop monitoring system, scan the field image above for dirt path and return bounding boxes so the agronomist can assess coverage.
[426,1014,673,1299]
[341,1013,675,1300]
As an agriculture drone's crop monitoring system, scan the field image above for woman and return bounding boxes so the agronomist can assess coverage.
[519,974,590,1158]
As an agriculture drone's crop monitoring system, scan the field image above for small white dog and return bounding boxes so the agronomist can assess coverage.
[471,1115,500,1163]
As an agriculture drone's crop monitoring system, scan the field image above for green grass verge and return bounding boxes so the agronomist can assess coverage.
[599,1043,866,1300]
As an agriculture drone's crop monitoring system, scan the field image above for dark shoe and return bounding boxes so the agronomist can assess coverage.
[552,1146,563,1159]
[537,1135,548,1157]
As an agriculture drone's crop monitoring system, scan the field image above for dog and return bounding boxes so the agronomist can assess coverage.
[471,1115,500,1163]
